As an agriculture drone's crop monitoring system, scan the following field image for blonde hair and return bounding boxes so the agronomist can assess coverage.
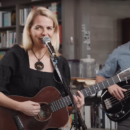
[22,7,60,55]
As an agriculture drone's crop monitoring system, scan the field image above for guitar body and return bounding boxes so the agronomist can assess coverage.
[101,81,130,122]
[0,86,69,130]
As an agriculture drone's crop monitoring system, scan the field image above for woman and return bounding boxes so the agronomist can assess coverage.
[0,7,84,129]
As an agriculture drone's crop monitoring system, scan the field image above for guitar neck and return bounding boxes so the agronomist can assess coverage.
[50,75,120,112]
[76,75,120,98]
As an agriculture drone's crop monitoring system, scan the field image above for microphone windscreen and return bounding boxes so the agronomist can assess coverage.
[42,36,51,44]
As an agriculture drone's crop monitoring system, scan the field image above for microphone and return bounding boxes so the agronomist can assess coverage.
[42,36,62,81]
[42,36,55,56]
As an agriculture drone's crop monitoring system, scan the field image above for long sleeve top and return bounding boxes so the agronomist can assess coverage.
[0,44,70,98]
[97,41,130,78]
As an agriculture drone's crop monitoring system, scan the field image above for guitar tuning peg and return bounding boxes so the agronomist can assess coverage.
[125,77,128,84]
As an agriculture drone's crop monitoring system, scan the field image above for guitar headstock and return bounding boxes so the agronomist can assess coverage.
[118,68,130,82]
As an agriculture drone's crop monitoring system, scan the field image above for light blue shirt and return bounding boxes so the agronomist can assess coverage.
[97,41,130,78]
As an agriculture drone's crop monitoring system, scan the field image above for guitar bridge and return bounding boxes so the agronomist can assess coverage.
[104,99,112,110]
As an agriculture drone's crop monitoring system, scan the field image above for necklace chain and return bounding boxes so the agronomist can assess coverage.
[31,49,46,61]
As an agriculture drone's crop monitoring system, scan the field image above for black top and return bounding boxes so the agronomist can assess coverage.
[0,44,71,98]
[0,44,71,130]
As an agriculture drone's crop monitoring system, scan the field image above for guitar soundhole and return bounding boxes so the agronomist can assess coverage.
[35,103,52,122]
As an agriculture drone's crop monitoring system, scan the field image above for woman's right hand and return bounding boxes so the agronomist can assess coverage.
[108,84,127,100]
[18,101,41,116]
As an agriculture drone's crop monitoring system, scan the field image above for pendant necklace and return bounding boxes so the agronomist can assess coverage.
[31,49,47,71]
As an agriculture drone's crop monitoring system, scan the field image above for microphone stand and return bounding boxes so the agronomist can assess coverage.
[42,36,86,130]
[50,54,87,130]
[72,110,87,130]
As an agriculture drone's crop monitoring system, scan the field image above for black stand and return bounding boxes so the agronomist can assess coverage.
[50,55,86,130]
[71,80,87,130]
[71,110,87,130]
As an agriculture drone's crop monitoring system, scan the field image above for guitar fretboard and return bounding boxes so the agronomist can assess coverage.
[50,75,120,112]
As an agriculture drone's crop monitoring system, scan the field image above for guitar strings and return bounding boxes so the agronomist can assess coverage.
[113,91,130,102]
[40,104,52,113]
[104,95,129,109]
[104,89,130,107]
[41,106,49,111]
[106,89,130,103]
[105,89,130,99]
[108,93,130,107]
[110,92,130,104]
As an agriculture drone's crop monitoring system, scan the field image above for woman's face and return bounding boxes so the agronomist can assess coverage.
[29,15,55,48]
